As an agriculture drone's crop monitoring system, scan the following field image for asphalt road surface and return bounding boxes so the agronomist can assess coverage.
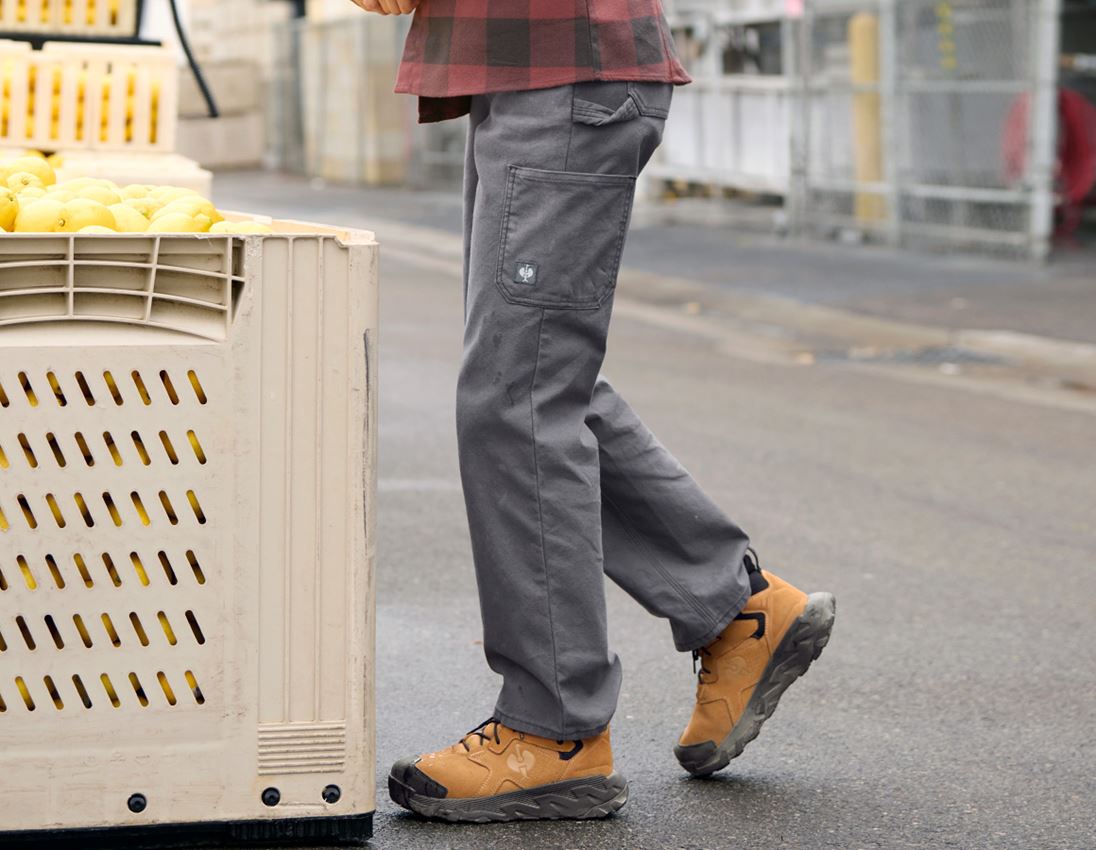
[367,250,1095,850]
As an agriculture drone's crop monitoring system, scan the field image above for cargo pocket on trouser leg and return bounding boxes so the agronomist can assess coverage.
[496,165,636,310]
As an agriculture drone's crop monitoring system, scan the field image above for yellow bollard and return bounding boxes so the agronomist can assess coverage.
[849,13,887,223]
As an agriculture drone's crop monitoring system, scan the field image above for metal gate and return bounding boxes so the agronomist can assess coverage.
[790,0,1061,258]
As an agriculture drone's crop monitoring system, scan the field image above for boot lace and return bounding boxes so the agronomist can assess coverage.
[460,717,504,751]
[692,648,714,684]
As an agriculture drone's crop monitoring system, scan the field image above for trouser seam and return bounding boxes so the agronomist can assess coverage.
[527,307,566,735]
[495,707,608,741]
[679,584,752,653]
[600,462,721,632]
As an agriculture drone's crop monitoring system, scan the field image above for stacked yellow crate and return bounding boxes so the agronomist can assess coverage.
[0,0,137,37]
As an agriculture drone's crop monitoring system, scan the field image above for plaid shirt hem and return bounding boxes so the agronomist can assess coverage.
[399,67,690,123]
[395,0,691,123]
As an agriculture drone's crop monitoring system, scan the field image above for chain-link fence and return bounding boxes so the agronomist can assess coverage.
[660,0,1062,257]
[792,0,1061,257]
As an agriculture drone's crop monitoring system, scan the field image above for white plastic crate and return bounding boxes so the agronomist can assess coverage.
[0,0,139,38]
[0,218,378,845]
[0,39,178,153]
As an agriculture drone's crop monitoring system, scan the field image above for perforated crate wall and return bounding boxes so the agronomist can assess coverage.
[0,0,140,39]
[0,39,177,153]
[0,223,378,840]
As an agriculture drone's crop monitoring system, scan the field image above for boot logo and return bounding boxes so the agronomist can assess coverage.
[507,744,536,778]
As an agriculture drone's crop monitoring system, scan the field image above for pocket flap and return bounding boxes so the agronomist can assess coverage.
[572,81,641,126]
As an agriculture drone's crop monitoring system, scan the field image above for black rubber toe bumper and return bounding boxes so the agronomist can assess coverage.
[388,757,449,808]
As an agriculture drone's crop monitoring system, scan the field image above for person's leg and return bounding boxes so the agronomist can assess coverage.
[590,376,753,653]
[456,81,726,740]
[389,83,651,823]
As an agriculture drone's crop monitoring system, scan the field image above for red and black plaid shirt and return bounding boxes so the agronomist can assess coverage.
[395,0,690,123]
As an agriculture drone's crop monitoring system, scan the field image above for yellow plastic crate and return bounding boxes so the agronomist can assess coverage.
[0,218,378,845]
[0,0,139,38]
[0,39,177,153]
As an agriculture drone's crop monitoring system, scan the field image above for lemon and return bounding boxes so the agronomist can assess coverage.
[47,152,64,169]
[14,198,65,232]
[0,189,18,231]
[153,196,223,225]
[78,184,122,206]
[78,224,116,234]
[8,171,44,192]
[108,203,149,233]
[8,156,55,186]
[60,199,116,233]
[145,212,211,233]
[122,196,158,218]
[46,189,77,203]
[21,149,46,160]
[118,184,151,199]
[18,187,46,202]
[210,220,274,234]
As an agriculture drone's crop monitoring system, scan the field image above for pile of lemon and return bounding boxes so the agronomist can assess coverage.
[2,63,161,144]
[0,151,273,234]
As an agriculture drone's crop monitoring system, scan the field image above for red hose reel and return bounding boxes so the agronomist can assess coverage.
[1004,88,1096,238]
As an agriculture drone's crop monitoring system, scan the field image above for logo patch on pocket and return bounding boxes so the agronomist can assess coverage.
[514,261,538,286]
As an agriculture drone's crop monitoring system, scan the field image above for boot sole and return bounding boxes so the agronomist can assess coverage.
[675,592,837,777]
[388,770,629,823]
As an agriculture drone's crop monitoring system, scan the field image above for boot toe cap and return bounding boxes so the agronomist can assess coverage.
[390,756,449,800]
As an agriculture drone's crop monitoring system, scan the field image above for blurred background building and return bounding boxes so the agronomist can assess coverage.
[142,0,1094,261]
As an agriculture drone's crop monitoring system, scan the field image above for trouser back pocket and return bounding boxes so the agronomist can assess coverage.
[497,165,636,310]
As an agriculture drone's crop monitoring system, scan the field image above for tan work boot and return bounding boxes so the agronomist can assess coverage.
[389,719,627,822]
[676,554,836,776]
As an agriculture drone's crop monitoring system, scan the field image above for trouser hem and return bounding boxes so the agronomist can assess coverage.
[676,583,753,653]
[494,708,610,741]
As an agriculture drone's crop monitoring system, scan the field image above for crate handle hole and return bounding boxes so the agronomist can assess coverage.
[103,371,124,406]
[187,550,206,585]
[159,431,179,465]
[157,551,177,585]
[75,372,96,406]
[46,433,68,468]
[17,555,37,591]
[75,432,96,467]
[18,372,38,407]
[73,555,95,589]
[156,672,177,706]
[46,555,65,589]
[129,613,150,647]
[160,371,180,405]
[130,552,150,586]
[73,614,94,648]
[18,434,38,469]
[47,372,67,407]
[131,371,151,405]
[72,675,93,709]
[187,430,207,464]
[102,553,122,587]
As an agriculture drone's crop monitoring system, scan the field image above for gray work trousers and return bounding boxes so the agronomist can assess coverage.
[458,82,752,740]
